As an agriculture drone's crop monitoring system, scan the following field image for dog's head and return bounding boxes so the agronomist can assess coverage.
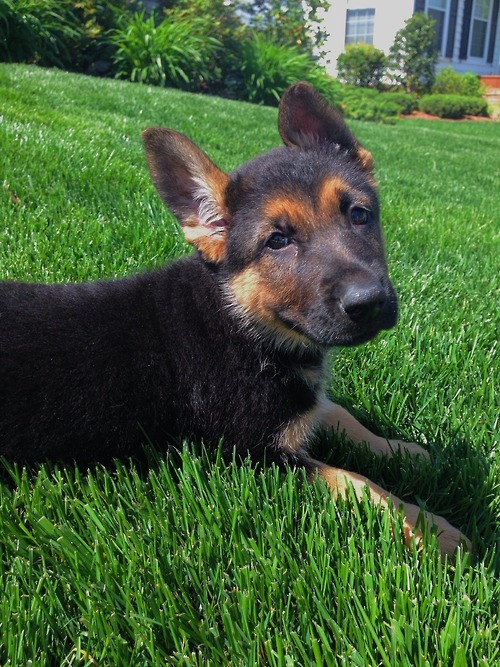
[143,82,398,350]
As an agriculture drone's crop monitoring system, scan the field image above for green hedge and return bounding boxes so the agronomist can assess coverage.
[336,43,386,89]
[379,92,419,115]
[338,88,418,123]
[432,67,484,97]
[238,34,325,106]
[419,94,489,119]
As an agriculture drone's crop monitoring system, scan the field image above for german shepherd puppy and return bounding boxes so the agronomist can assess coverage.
[0,83,469,557]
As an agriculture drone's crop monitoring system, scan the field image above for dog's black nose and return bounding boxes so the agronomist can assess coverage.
[341,283,386,323]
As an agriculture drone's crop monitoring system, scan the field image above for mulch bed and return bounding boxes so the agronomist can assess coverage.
[402,110,497,121]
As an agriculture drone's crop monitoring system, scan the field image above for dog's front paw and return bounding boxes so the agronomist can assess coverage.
[402,503,471,560]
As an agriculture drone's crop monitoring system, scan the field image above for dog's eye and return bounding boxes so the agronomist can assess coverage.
[266,231,291,250]
[350,207,370,225]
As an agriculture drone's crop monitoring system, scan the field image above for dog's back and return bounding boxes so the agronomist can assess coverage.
[0,269,172,461]
[0,256,320,464]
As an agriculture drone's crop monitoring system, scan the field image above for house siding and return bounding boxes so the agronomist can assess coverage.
[321,0,415,73]
[322,0,500,75]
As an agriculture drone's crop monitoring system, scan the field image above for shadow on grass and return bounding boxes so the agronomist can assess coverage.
[1,426,498,575]
[312,424,499,573]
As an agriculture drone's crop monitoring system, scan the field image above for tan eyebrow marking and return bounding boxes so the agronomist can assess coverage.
[263,195,315,228]
[318,177,349,217]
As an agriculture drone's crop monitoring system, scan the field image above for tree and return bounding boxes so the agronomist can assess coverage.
[388,12,438,94]
[336,44,386,89]
[239,0,330,56]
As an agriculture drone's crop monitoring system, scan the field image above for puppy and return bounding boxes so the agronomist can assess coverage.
[0,82,469,557]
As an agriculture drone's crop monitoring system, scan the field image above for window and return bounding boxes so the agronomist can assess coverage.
[345,9,375,45]
[470,0,491,58]
[427,0,447,52]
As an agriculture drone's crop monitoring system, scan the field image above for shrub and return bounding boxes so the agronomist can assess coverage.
[166,0,247,97]
[432,67,483,97]
[0,0,82,67]
[388,13,438,94]
[419,94,489,118]
[340,87,400,123]
[336,43,386,89]
[239,34,327,105]
[379,92,418,115]
[111,11,221,91]
[0,1,136,73]
[461,96,490,116]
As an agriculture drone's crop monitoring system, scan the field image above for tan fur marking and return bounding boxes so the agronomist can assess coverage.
[319,399,430,460]
[182,169,230,264]
[357,146,375,174]
[318,177,348,217]
[308,459,471,558]
[229,266,262,315]
[183,228,227,264]
[229,267,311,346]
[263,196,315,228]
[276,404,323,453]
[266,317,312,346]
[208,169,231,213]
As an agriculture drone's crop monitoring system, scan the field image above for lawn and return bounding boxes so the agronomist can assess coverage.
[0,63,498,666]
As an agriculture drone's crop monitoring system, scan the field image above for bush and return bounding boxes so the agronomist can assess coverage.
[339,87,400,123]
[165,0,247,97]
[0,0,82,67]
[336,43,386,89]
[111,11,221,91]
[432,67,483,97]
[240,0,330,57]
[379,92,418,115]
[239,34,327,105]
[388,13,438,94]
[0,0,133,73]
[419,94,489,118]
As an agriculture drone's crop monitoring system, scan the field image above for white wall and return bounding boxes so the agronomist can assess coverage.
[320,0,500,76]
[321,0,416,74]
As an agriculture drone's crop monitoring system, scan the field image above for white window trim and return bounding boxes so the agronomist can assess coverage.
[345,8,376,46]
[425,0,451,55]
[468,0,493,62]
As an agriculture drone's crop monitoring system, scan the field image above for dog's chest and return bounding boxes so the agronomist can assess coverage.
[167,322,323,454]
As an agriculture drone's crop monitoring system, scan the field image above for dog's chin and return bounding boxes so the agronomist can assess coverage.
[273,302,398,350]
[329,327,383,347]
[296,311,398,348]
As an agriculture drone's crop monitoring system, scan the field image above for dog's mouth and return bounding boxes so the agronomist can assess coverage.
[275,296,398,348]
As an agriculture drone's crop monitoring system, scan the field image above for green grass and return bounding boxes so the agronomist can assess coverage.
[0,64,498,665]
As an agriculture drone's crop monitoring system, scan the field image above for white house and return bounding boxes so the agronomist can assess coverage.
[322,0,500,76]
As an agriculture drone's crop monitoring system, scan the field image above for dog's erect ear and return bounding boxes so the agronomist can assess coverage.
[278,82,374,174]
[142,127,230,263]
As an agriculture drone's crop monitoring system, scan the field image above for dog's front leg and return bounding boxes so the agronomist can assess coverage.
[319,398,429,460]
[308,459,470,558]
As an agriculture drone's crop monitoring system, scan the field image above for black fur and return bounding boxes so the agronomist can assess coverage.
[0,259,323,464]
[0,82,394,466]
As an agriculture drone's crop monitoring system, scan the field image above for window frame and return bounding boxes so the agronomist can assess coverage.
[468,0,493,60]
[345,8,376,46]
[426,0,450,54]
